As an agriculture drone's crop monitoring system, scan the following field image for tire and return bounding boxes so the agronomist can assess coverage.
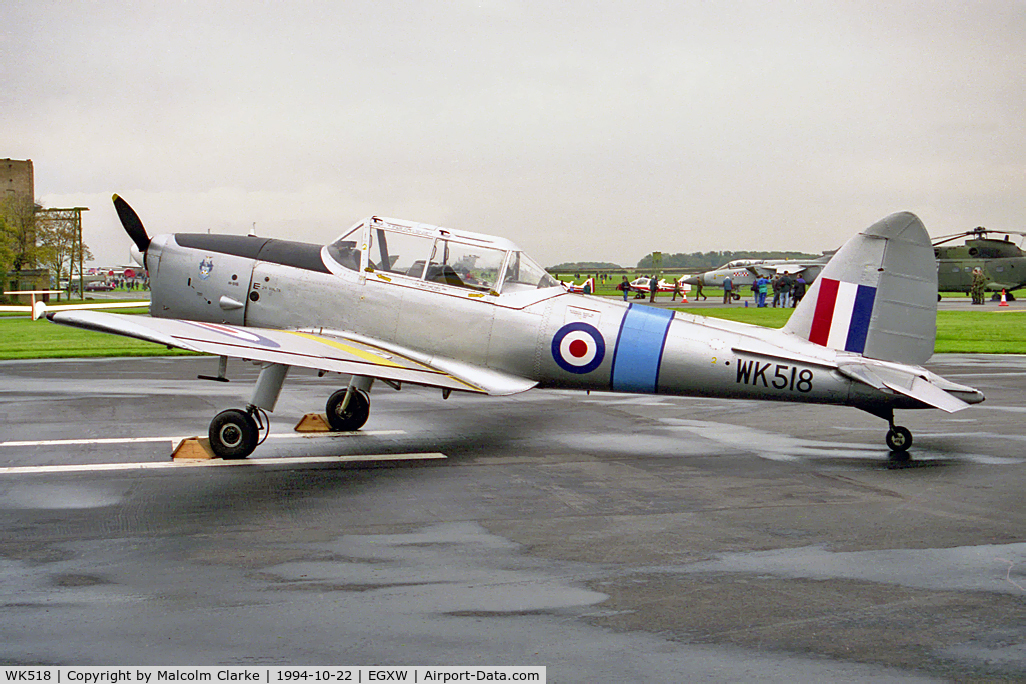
[326,389,370,431]
[208,409,259,459]
[885,426,913,452]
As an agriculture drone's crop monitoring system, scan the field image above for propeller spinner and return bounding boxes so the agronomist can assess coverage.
[113,194,150,252]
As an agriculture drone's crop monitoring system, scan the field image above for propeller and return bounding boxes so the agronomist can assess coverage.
[113,194,150,252]
[932,227,1026,247]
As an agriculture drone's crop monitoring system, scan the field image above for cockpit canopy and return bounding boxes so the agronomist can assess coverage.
[715,258,759,270]
[326,217,560,294]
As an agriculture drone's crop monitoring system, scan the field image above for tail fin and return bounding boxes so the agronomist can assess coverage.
[784,212,936,365]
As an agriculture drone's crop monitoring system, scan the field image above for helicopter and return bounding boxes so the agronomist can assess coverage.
[934,227,1026,301]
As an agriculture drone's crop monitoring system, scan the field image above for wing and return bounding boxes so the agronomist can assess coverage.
[48,310,536,396]
[747,264,808,277]
[1,301,149,320]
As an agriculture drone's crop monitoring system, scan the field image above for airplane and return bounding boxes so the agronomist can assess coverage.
[933,227,1026,300]
[627,276,691,295]
[682,255,831,290]
[48,196,984,459]
[561,276,595,294]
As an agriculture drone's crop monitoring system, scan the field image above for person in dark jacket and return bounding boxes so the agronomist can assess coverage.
[792,275,807,307]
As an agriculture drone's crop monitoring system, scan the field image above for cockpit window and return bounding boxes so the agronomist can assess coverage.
[368,227,436,276]
[364,225,508,292]
[330,220,557,296]
[430,240,506,291]
[327,226,364,271]
[501,251,560,292]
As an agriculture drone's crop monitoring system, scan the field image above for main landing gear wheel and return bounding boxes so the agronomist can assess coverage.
[885,425,913,452]
[326,389,370,431]
[209,408,260,459]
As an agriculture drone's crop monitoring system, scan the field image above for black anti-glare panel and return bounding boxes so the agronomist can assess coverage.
[174,234,329,273]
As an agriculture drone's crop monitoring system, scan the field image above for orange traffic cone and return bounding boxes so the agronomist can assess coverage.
[1000,289,1009,306]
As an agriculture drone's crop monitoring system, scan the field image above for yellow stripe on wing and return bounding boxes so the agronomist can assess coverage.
[285,331,485,392]
[286,331,409,368]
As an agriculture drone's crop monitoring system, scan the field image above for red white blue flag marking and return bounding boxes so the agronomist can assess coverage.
[808,278,876,354]
[184,321,281,348]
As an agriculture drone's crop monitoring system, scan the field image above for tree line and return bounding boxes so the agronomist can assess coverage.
[637,250,820,270]
[549,250,822,273]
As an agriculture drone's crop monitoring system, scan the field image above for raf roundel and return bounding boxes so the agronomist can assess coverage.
[551,322,605,374]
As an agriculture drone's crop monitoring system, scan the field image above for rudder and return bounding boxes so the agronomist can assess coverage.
[784,212,936,365]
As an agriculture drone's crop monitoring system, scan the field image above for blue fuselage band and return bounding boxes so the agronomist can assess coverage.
[610,305,675,393]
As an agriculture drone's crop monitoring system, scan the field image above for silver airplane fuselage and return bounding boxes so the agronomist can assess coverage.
[54,205,982,458]
[143,223,966,417]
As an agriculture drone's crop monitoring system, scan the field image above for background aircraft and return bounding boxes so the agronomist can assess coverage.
[682,255,830,290]
[627,276,691,295]
[561,276,595,294]
[933,227,1026,300]
[49,197,982,459]
[0,298,148,320]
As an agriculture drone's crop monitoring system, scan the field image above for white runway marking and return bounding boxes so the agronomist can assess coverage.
[0,429,406,448]
[0,452,446,475]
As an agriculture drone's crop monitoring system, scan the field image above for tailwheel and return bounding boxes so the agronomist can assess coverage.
[885,425,913,452]
[326,388,370,431]
[209,408,262,459]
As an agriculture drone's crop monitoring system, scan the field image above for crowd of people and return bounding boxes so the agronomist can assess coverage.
[107,277,149,291]
[756,273,806,308]
[568,269,1000,308]
[719,273,806,307]
[606,272,808,307]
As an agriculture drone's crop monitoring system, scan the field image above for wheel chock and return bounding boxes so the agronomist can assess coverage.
[294,413,332,432]
[171,437,217,460]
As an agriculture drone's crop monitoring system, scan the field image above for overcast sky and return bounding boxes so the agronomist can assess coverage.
[4,1,1025,268]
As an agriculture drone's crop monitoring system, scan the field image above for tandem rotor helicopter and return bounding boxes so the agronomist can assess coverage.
[48,196,983,459]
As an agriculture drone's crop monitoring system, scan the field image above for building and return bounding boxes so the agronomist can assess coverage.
[2,159,43,297]
[2,158,34,203]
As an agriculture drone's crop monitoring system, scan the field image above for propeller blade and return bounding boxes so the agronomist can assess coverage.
[113,194,150,252]
[933,227,1026,247]
[932,233,970,247]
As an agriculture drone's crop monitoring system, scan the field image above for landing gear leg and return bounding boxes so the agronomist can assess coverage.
[326,376,373,431]
[860,406,914,454]
[884,410,913,453]
[207,362,289,459]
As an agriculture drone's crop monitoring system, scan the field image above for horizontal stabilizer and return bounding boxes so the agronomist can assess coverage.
[837,363,970,413]
[887,375,971,413]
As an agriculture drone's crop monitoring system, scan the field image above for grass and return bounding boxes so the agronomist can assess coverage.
[2,297,1024,359]
[673,305,1026,354]
[677,305,794,328]
[935,310,1026,353]
[0,316,194,359]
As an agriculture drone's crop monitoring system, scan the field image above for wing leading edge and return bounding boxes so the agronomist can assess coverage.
[48,310,536,396]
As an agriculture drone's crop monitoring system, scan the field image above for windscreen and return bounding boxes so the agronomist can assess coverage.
[326,225,364,271]
[501,251,560,292]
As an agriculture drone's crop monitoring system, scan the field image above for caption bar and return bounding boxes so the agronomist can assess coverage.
[1,668,544,684]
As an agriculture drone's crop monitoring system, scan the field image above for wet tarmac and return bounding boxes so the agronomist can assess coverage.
[0,355,1023,679]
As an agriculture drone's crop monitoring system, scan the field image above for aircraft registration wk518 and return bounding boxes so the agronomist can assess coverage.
[50,196,984,459]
